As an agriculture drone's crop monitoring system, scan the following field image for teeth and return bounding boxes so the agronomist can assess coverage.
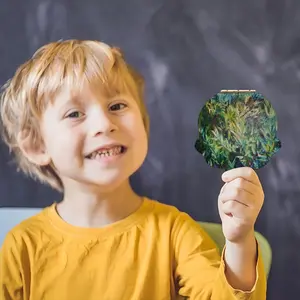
[89,146,123,159]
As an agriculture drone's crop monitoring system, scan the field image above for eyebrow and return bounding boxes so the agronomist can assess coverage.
[58,93,82,105]
[55,94,82,114]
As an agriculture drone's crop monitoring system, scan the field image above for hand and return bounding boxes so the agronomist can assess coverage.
[218,167,264,243]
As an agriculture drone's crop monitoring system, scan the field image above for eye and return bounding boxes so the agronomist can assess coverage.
[66,111,84,118]
[109,103,127,111]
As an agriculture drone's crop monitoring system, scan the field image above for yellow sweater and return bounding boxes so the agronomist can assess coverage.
[0,198,266,300]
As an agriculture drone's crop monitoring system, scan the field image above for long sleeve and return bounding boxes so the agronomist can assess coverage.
[172,212,267,299]
[0,232,25,300]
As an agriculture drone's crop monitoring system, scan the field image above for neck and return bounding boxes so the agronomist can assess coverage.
[56,180,142,228]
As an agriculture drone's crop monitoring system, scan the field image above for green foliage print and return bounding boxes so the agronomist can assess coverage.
[195,91,281,170]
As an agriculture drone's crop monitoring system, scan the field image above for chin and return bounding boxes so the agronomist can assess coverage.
[92,179,129,193]
[88,171,132,190]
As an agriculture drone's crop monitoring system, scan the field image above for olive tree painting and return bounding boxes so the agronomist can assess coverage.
[195,90,281,170]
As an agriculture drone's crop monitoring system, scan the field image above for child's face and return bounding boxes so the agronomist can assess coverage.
[39,83,148,191]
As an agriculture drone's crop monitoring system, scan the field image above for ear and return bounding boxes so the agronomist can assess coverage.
[17,131,51,166]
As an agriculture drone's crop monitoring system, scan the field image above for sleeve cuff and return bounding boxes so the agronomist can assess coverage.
[218,239,267,298]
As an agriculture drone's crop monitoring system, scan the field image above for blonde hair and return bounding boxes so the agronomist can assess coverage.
[0,39,149,192]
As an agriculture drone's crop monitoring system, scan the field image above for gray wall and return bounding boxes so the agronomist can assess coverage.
[1,0,299,299]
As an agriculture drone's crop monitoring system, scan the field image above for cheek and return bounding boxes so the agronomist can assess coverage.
[127,114,147,140]
[124,109,147,135]
[121,113,148,152]
[44,126,84,159]
[132,119,148,157]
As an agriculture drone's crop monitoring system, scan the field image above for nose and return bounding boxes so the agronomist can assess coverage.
[88,108,118,136]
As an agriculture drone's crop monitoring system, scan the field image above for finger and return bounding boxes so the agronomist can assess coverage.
[221,177,264,197]
[221,200,252,219]
[222,167,261,188]
[218,187,255,207]
[220,182,228,194]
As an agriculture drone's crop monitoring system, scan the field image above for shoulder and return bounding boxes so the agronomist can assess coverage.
[1,204,54,252]
[145,197,196,218]
[143,198,215,247]
[143,197,200,230]
[144,197,180,220]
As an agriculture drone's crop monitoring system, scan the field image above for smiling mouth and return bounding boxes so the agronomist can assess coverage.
[85,146,127,159]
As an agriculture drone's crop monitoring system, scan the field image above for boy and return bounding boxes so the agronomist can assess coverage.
[0,40,266,299]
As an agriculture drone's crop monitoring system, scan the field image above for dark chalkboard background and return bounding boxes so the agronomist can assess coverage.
[1,0,299,299]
